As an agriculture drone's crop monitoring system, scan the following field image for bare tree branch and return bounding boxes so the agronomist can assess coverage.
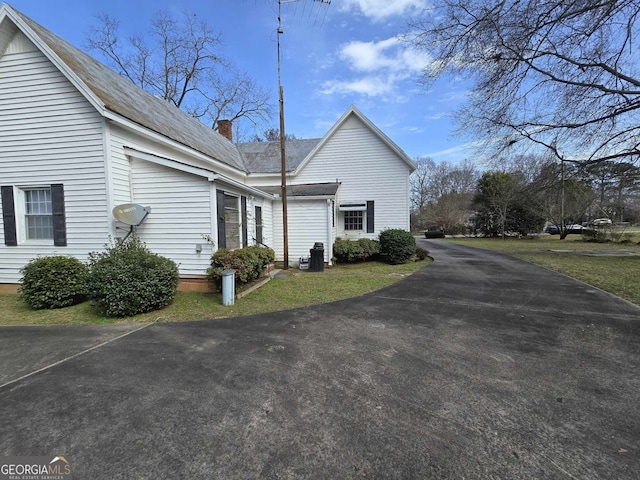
[86,10,273,135]
[406,0,640,165]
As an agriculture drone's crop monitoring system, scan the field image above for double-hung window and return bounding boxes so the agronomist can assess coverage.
[2,184,66,246]
[24,188,53,240]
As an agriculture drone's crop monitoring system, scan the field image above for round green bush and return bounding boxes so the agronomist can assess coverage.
[19,256,89,309]
[379,229,416,264]
[208,245,275,290]
[333,238,380,263]
[86,237,179,317]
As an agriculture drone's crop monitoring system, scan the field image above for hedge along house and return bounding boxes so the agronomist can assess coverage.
[0,3,416,292]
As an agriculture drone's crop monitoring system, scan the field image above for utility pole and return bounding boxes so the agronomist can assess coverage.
[277,0,289,269]
[276,0,330,269]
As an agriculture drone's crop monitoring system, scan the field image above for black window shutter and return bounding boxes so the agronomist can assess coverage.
[51,184,67,246]
[241,196,248,247]
[366,201,375,233]
[255,206,263,245]
[1,186,17,246]
[216,189,226,248]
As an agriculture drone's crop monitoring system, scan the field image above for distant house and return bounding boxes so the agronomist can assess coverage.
[0,3,416,290]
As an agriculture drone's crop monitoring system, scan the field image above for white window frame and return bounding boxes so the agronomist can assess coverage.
[15,186,54,245]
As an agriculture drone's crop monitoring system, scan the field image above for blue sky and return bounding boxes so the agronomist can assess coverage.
[6,0,473,162]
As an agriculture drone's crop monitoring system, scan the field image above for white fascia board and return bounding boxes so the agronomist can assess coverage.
[124,147,218,181]
[216,176,276,199]
[2,5,105,114]
[105,112,246,179]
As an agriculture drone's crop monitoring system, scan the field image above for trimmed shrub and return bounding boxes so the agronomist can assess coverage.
[379,229,416,264]
[19,256,88,309]
[333,238,380,263]
[415,247,430,261]
[208,245,275,290]
[86,237,179,317]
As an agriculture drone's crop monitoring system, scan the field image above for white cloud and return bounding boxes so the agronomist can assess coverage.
[339,37,429,73]
[320,77,394,97]
[340,0,428,22]
[340,38,400,71]
[425,140,487,160]
[320,37,431,98]
[425,112,447,120]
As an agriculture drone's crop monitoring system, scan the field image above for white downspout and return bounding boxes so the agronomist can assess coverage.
[327,198,333,266]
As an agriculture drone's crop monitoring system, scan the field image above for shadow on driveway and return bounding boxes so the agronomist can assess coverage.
[1,239,638,478]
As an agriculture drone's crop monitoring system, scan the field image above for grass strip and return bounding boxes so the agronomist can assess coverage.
[0,260,428,326]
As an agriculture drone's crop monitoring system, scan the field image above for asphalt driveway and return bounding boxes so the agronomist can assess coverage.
[1,239,639,479]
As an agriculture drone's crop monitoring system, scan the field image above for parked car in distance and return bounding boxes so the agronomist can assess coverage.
[592,218,612,226]
[545,224,584,235]
[424,226,445,239]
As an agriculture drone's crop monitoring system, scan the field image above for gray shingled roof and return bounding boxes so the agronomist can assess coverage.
[237,138,321,174]
[13,7,247,172]
[258,182,340,197]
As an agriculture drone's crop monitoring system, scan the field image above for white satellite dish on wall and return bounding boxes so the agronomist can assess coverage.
[112,204,150,226]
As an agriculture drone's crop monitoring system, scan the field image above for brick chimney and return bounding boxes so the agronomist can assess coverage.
[217,119,232,142]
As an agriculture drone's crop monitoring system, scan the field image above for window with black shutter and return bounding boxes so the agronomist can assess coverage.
[1,184,66,246]
[51,184,67,246]
[255,206,263,244]
[1,186,17,246]
[241,196,248,248]
[216,189,226,248]
[366,201,375,233]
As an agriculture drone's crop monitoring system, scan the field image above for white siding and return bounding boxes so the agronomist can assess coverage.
[0,36,107,283]
[109,123,247,184]
[272,198,331,264]
[130,158,214,275]
[107,122,255,214]
[249,196,274,249]
[107,125,132,207]
[294,115,411,238]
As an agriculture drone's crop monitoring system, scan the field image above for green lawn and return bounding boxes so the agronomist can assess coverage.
[445,236,640,306]
[6,234,638,326]
[0,260,429,326]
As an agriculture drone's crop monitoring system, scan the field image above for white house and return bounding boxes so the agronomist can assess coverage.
[0,3,416,291]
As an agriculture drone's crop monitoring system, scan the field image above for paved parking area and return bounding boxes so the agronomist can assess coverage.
[1,239,639,478]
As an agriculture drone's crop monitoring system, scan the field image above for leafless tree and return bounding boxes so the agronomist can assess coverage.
[527,161,596,238]
[410,157,478,232]
[87,11,273,133]
[406,0,640,165]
